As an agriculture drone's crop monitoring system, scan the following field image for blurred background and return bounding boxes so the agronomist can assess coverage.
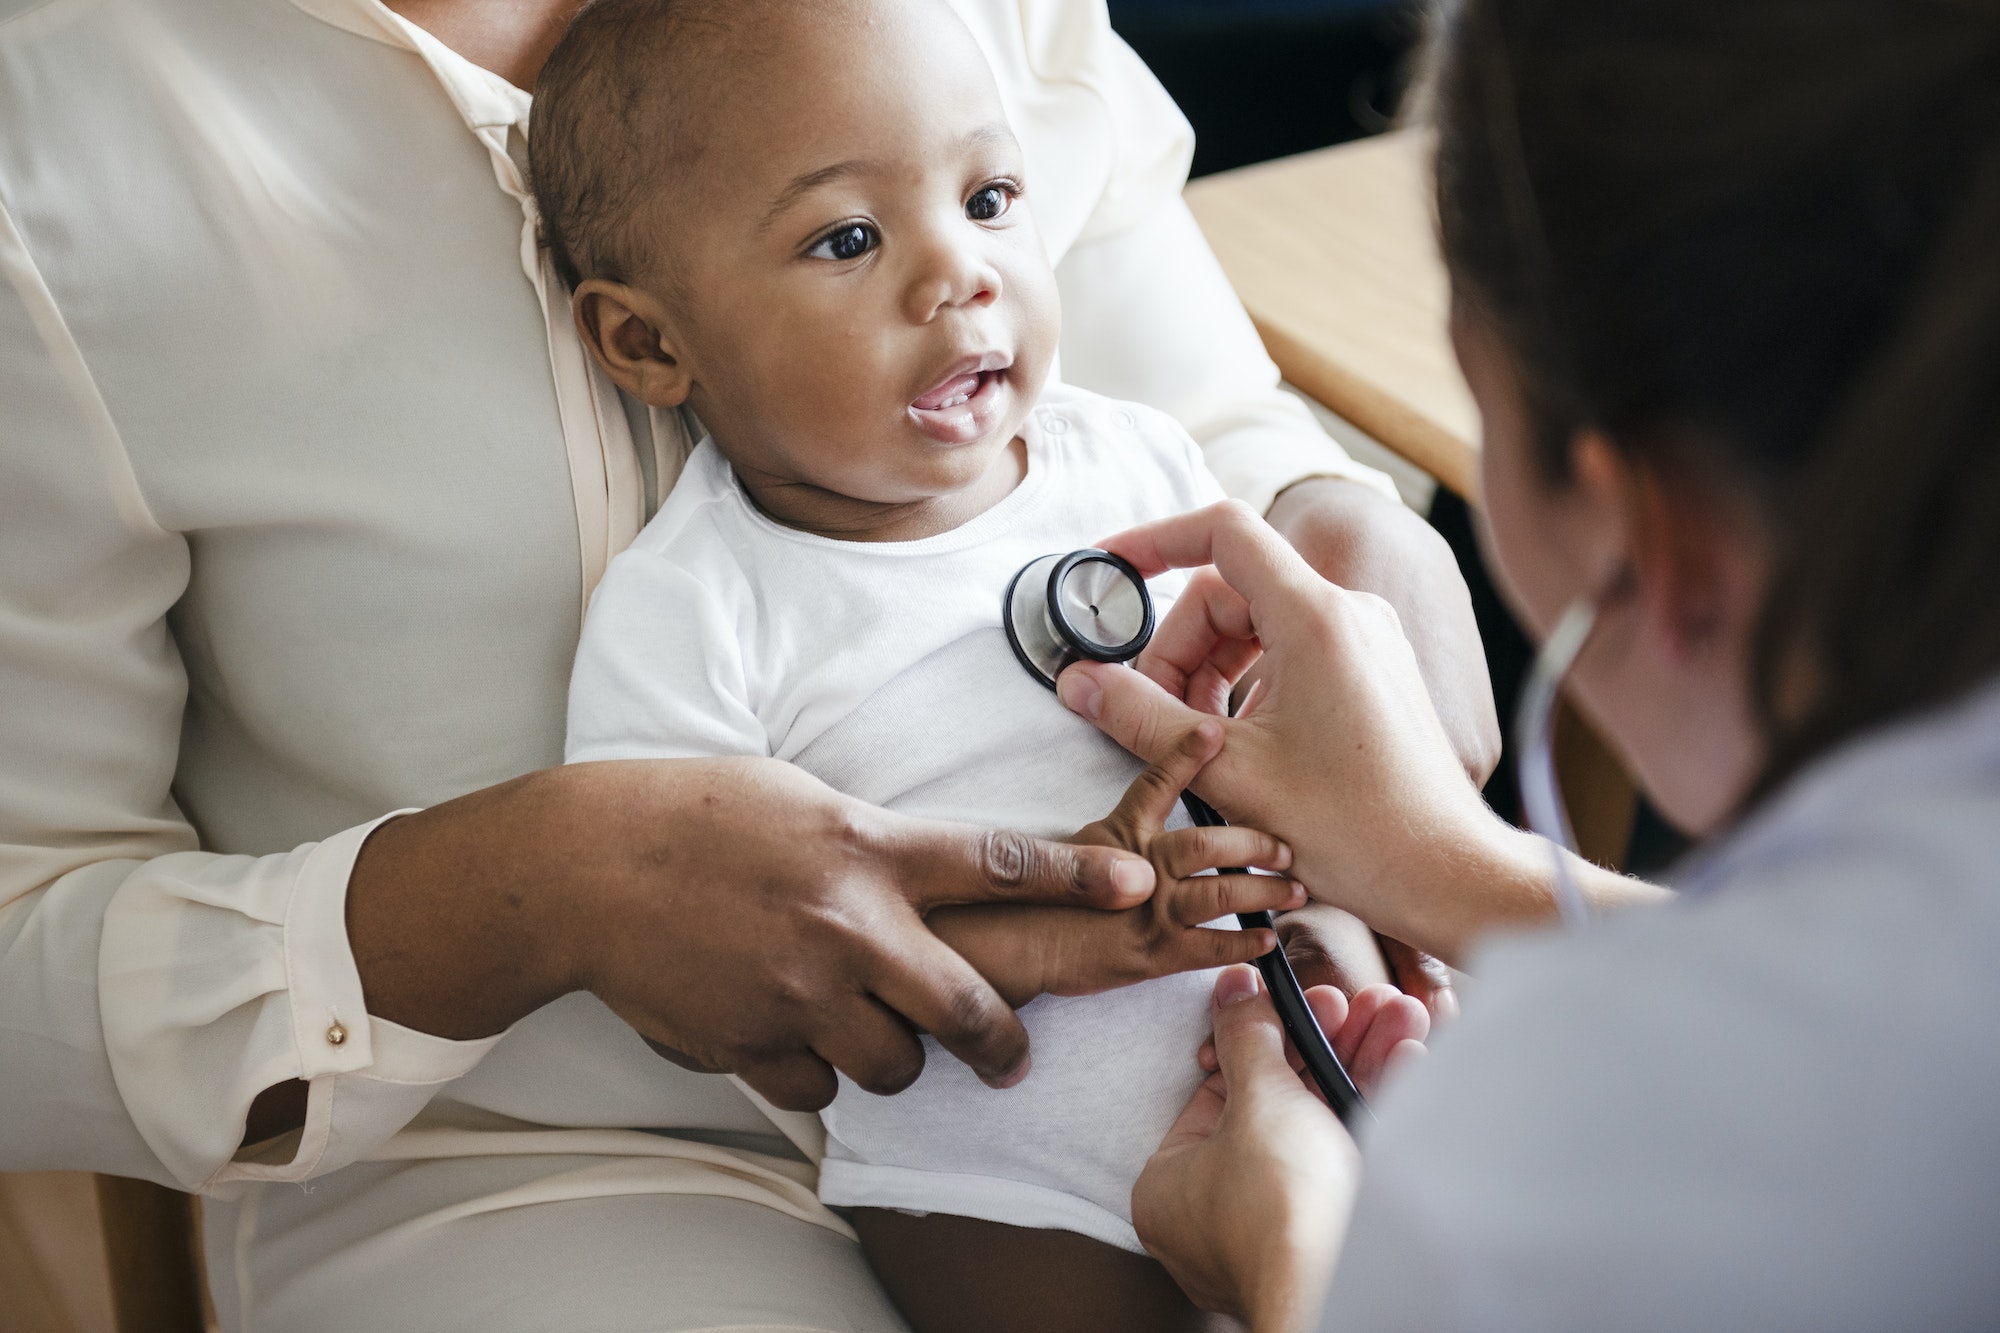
[1110,0,1419,177]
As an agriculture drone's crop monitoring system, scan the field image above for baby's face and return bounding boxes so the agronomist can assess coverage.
[632,0,1058,520]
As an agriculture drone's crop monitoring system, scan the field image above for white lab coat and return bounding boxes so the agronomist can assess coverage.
[0,0,1391,1326]
[1323,675,2000,1330]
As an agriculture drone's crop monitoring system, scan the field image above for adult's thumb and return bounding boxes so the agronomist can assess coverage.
[1208,965,1298,1094]
[1058,659,1211,768]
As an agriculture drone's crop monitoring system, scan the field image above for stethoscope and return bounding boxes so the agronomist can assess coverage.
[1005,550,1372,1127]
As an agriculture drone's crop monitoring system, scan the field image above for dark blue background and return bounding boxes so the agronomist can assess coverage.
[1107,0,1415,177]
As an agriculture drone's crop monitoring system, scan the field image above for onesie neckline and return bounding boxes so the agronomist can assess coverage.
[719,406,1064,557]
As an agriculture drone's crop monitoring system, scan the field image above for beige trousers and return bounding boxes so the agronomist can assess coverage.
[205,1150,913,1332]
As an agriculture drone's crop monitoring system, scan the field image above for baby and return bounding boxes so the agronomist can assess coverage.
[540,0,1294,1326]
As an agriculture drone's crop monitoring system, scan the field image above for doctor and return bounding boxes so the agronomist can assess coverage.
[1066,0,2000,1327]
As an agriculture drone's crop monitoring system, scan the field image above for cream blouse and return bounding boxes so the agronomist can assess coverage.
[0,0,1393,1199]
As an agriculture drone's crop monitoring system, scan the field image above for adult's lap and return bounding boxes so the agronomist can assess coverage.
[207,1153,911,1333]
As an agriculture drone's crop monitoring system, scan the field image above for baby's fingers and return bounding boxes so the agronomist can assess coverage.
[1161,869,1304,928]
[1156,824,1292,883]
[1155,921,1281,977]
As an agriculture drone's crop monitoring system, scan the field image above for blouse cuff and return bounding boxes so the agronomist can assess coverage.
[208,813,506,1188]
[99,810,509,1191]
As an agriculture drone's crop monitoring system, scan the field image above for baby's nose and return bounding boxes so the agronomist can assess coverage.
[906,239,1002,321]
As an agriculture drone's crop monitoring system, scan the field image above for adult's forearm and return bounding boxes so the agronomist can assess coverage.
[1267,478,1501,785]
[1348,818,1672,968]
[345,767,588,1041]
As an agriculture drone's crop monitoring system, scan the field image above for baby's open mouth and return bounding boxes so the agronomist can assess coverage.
[911,369,991,412]
[907,354,1011,444]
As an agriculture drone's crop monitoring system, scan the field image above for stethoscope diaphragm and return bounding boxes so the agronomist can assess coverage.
[1003,549,1156,689]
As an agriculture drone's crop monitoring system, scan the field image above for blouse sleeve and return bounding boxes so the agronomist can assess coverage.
[1018,0,1402,515]
[0,200,499,1195]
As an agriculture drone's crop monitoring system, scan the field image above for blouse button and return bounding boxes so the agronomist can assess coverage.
[1043,413,1070,435]
[326,1022,348,1046]
[1112,409,1137,430]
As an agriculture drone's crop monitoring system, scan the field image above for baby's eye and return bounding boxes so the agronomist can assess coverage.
[807,223,879,262]
[966,185,1014,222]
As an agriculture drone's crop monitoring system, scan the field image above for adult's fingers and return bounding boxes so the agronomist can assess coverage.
[1380,935,1460,1023]
[810,995,929,1097]
[734,1050,841,1113]
[1058,654,1218,774]
[864,923,1033,1088]
[1091,719,1226,844]
[1307,983,1429,1101]
[1098,500,1323,611]
[1135,566,1261,713]
[1208,965,1308,1100]
[1278,906,1393,996]
[895,817,1154,912]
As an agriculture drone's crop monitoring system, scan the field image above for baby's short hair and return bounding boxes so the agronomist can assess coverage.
[529,0,753,291]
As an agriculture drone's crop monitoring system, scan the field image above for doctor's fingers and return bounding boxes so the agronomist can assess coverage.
[1207,967,1315,1104]
[863,928,1033,1088]
[1059,655,1241,791]
[1310,983,1428,1101]
[1099,500,1322,609]
[890,816,1155,912]
[1134,566,1261,712]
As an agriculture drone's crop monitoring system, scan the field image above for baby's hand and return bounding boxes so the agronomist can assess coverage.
[1196,980,1429,1102]
[929,721,1302,1008]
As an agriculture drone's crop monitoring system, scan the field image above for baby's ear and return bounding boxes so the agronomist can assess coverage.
[572,280,693,407]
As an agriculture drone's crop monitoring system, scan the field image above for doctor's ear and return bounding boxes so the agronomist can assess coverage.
[1571,431,1766,664]
[572,279,694,408]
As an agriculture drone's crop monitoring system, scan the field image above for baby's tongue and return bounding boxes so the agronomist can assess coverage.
[913,371,980,411]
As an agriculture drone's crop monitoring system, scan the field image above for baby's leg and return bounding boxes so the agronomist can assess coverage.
[852,1208,1241,1333]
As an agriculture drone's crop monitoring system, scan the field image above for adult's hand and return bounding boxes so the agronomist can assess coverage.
[1133,965,1415,1333]
[342,757,1157,1114]
[1059,501,1647,964]
[931,719,1302,1006]
[1275,905,1459,1024]
[1265,477,1499,786]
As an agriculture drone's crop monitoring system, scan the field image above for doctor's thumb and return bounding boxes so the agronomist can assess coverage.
[1208,966,1296,1092]
[1058,659,1209,768]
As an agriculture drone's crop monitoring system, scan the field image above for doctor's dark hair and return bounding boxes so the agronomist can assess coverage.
[1426,0,2000,794]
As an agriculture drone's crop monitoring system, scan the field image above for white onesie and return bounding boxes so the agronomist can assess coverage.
[565,384,1229,1251]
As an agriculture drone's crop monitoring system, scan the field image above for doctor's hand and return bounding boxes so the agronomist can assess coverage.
[930,719,1301,1008]
[1132,966,1367,1333]
[1265,477,1499,786]
[338,756,1161,1120]
[1060,501,1549,968]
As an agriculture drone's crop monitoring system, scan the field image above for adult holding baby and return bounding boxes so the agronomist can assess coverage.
[0,0,1484,1328]
[1068,0,2000,1328]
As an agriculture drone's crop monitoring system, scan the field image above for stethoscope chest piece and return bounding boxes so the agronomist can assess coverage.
[1004,549,1156,689]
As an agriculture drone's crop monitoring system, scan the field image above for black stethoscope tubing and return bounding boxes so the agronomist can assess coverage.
[1179,790,1371,1127]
